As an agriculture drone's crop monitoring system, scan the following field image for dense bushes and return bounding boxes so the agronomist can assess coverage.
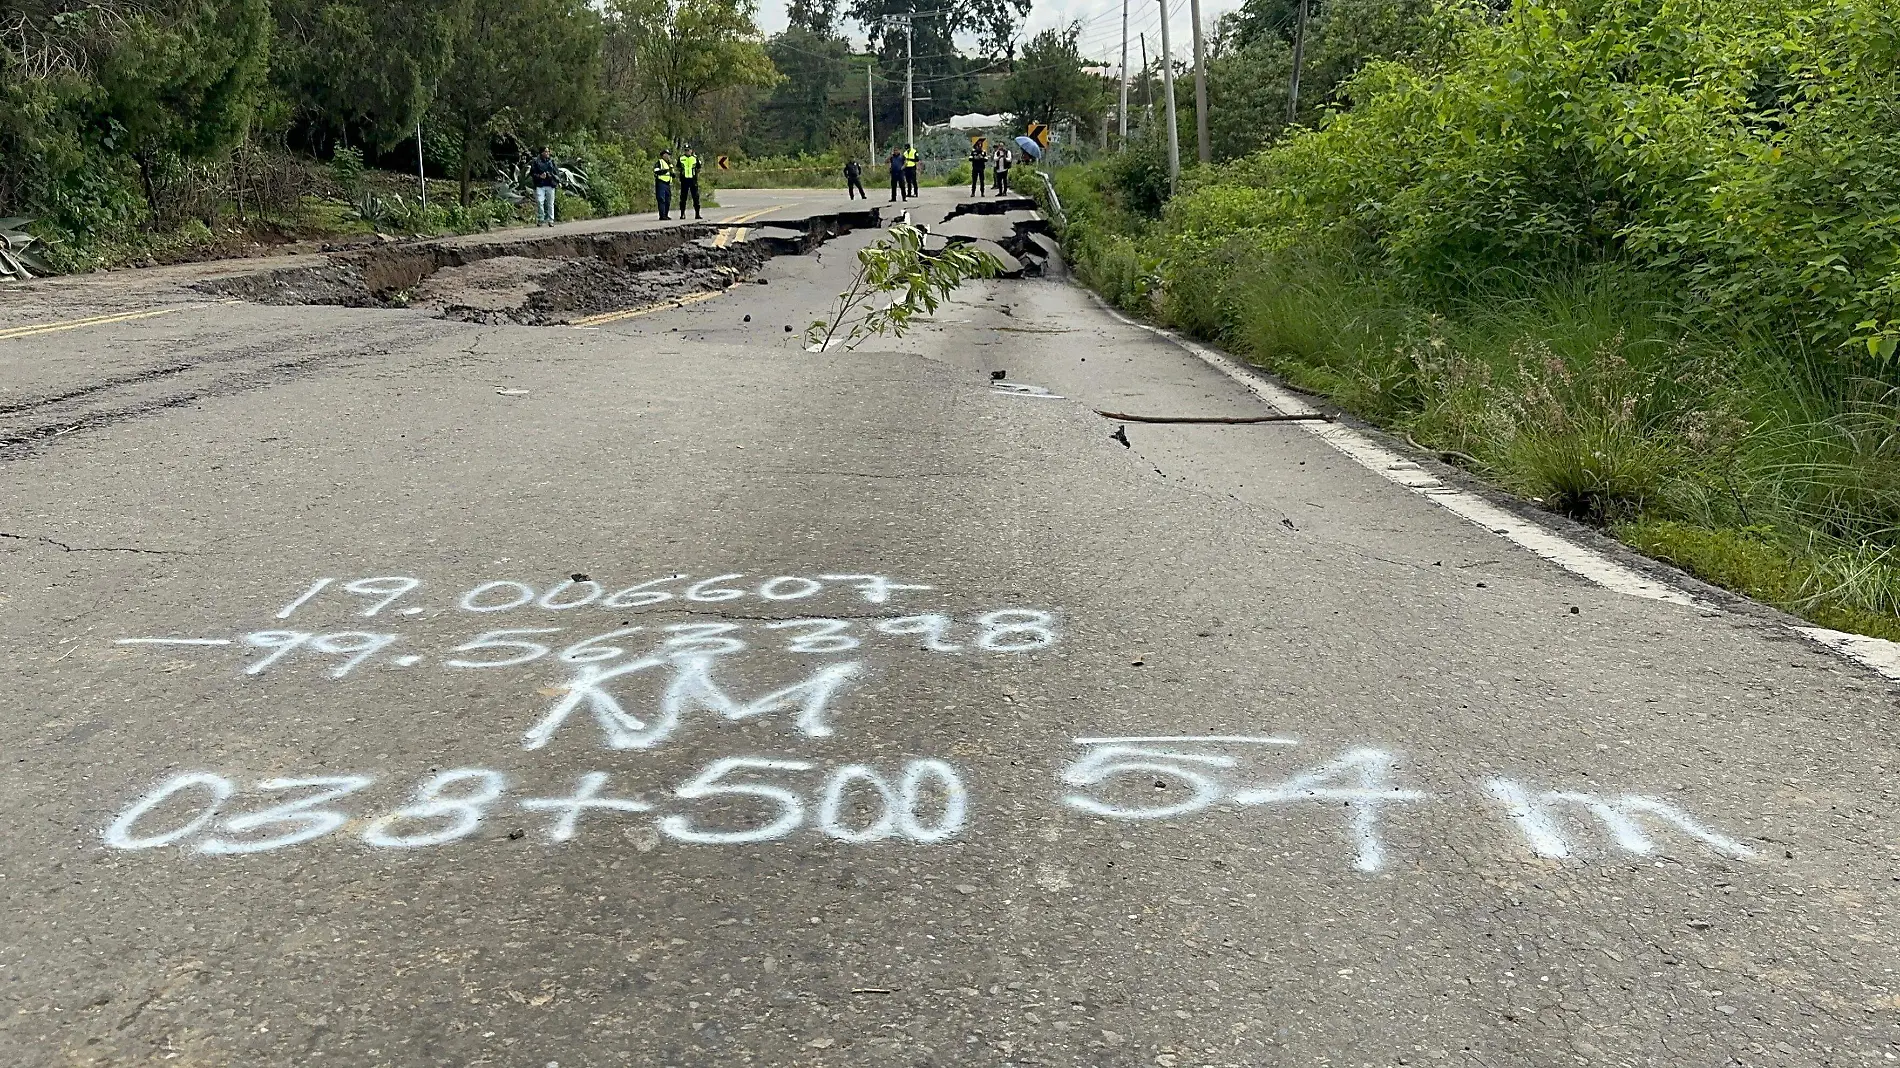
[1057,0,1900,638]
[1196,0,1900,356]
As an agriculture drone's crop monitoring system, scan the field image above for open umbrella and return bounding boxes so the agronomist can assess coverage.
[1014,135,1043,160]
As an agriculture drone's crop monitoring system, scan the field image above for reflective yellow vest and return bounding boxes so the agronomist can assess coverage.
[678,154,698,179]
[653,159,672,183]
[903,149,918,167]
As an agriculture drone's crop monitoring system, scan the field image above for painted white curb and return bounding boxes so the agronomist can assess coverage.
[1087,293,1900,682]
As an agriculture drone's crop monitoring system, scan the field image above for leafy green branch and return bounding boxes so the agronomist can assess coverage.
[805,223,1001,351]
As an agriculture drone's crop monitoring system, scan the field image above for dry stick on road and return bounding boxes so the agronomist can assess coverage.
[804,224,1000,352]
[1094,411,1332,424]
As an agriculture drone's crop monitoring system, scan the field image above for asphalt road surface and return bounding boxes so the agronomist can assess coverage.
[2,187,1897,1067]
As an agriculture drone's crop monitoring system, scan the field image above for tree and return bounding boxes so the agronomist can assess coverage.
[608,0,780,144]
[848,0,1029,58]
[1221,0,1314,49]
[1203,34,1293,160]
[434,0,603,204]
[996,24,1106,133]
[89,0,273,211]
[761,28,849,153]
[271,0,468,151]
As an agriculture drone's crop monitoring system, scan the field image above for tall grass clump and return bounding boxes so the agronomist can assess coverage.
[1054,0,1900,639]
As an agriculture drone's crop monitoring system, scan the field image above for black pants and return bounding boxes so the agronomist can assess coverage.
[847,176,866,199]
[890,172,906,200]
[995,170,1009,195]
[905,167,919,196]
[971,166,987,195]
[656,181,671,218]
[679,177,701,217]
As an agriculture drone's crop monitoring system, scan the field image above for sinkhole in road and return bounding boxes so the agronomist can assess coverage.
[196,207,884,326]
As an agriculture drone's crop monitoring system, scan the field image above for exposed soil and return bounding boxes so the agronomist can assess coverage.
[197,208,882,326]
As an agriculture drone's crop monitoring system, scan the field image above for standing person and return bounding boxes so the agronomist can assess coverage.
[676,144,702,219]
[968,141,988,196]
[843,158,866,200]
[653,150,674,220]
[530,147,560,227]
[887,147,907,202]
[993,148,1011,196]
[902,144,919,197]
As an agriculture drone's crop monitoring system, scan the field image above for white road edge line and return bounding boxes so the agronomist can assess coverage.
[1085,292,1900,683]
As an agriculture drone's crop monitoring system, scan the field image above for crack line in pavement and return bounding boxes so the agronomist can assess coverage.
[0,532,197,555]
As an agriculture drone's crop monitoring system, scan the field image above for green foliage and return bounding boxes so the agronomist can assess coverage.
[1224,0,1900,357]
[93,0,273,171]
[848,0,1029,57]
[1060,0,1900,639]
[608,0,780,143]
[996,24,1109,133]
[805,224,1001,350]
[1203,35,1293,161]
[435,0,604,203]
[717,152,848,188]
[271,0,466,149]
[762,28,850,153]
[1618,520,1900,641]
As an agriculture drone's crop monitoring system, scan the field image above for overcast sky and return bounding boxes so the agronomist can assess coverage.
[752,0,1250,67]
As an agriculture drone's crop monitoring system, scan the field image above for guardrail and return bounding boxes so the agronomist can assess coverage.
[1036,170,1065,225]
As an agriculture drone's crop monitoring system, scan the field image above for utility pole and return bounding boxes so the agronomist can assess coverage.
[1140,33,1152,126]
[1288,0,1309,122]
[1157,0,1181,190]
[867,60,877,162]
[1117,0,1130,146]
[1189,0,1209,164]
[416,123,428,208]
[903,13,916,153]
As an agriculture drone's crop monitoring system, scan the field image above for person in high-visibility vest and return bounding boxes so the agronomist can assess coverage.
[653,150,674,220]
[902,145,919,197]
[676,145,703,220]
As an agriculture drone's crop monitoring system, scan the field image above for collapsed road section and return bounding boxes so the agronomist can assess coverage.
[931,196,1061,278]
[198,207,883,326]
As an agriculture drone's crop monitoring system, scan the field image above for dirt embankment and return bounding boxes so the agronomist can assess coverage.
[199,209,882,325]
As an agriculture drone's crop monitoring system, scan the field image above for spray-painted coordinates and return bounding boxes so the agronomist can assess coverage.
[270,573,941,620]
[98,568,1757,874]
[105,758,967,854]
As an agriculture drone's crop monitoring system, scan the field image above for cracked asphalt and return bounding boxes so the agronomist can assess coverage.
[2,187,1898,1067]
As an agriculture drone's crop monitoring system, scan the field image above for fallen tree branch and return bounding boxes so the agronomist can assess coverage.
[1094,411,1332,424]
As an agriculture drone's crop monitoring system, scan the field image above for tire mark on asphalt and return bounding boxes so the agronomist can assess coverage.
[0,320,442,461]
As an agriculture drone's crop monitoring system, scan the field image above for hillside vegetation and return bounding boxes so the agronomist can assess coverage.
[1056,0,1900,638]
[0,0,1066,271]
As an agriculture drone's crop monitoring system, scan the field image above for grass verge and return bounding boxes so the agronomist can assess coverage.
[1042,163,1900,643]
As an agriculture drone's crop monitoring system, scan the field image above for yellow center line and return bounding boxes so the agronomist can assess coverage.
[570,287,731,328]
[0,306,188,341]
[709,205,783,248]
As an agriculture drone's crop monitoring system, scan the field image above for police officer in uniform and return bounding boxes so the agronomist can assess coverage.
[653,150,674,220]
[902,144,920,197]
[676,144,703,219]
[888,147,907,201]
